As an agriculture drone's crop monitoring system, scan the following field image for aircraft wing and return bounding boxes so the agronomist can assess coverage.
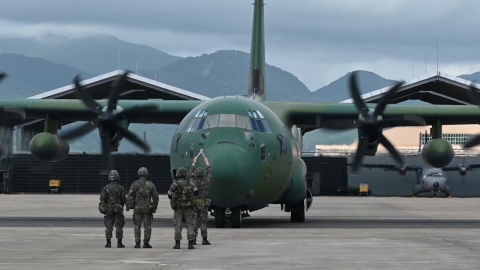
[264,102,480,128]
[0,99,203,125]
[349,164,422,171]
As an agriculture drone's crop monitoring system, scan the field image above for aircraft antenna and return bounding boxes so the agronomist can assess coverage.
[413,64,414,78]
[436,37,439,75]
[136,60,138,74]
[118,46,121,71]
[425,51,427,75]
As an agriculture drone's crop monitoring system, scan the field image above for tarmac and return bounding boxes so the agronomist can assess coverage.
[1,195,480,269]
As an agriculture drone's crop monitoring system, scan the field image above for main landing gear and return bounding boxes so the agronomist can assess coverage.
[213,206,249,228]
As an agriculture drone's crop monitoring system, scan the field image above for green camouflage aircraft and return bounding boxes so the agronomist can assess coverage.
[2,0,480,228]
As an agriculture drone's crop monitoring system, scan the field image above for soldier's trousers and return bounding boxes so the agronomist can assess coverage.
[133,212,153,243]
[194,209,209,238]
[173,208,195,241]
[104,212,125,240]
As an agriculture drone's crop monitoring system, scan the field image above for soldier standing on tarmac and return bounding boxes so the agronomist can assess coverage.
[168,167,199,249]
[126,167,159,248]
[99,170,126,248]
[190,149,212,245]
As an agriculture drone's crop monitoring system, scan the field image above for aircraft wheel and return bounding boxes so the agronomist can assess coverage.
[290,199,305,223]
[215,207,225,228]
[231,207,242,228]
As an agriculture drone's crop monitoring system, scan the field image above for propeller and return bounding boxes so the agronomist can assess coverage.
[0,72,26,161]
[464,82,480,148]
[58,70,160,174]
[325,71,426,173]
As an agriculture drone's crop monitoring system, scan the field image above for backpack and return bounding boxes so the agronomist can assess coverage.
[172,180,195,209]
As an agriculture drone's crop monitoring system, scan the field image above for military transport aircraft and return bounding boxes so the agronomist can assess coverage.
[3,0,480,228]
[352,123,480,197]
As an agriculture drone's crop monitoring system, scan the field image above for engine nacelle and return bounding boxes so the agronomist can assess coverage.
[100,121,130,152]
[421,138,454,168]
[30,132,70,162]
[361,129,381,156]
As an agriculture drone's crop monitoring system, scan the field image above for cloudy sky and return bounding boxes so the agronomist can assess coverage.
[0,0,479,90]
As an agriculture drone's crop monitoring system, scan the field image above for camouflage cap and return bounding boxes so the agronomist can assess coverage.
[108,170,120,181]
[195,167,205,178]
[176,167,187,178]
[138,167,149,177]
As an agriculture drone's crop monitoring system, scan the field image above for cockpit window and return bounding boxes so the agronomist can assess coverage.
[219,114,236,127]
[236,115,251,129]
[427,172,445,177]
[206,115,220,128]
[186,110,272,133]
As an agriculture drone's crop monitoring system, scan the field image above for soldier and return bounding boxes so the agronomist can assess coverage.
[126,167,159,249]
[99,170,126,248]
[168,167,199,249]
[190,149,212,245]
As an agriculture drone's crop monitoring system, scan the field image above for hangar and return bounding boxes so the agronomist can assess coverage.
[15,70,210,151]
[340,72,478,105]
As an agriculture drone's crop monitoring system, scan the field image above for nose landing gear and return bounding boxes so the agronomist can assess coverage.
[212,206,248,228]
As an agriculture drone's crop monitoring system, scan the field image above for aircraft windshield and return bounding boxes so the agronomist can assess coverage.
[186,110,271,133]
[427,172,445,178]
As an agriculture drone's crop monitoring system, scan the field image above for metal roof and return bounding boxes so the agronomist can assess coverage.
[27,70,210,101]
[15,70,211,136]
[339,72,479,105]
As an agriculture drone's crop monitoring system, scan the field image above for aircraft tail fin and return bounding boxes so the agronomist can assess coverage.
[247,0,266,101]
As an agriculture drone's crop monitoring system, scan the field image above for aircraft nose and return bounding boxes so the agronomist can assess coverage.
[205,143,257,208]
[433,182,440,188]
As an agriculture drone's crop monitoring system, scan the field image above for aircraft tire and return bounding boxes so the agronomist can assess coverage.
[290,199,305,223]
[231,207,242,228]
[215,207,226,228]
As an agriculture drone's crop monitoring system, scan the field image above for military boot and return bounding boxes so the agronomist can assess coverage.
[134,242,141,248]
[117,239,125,248]
[173,240,180,249]
[192,238,197,245]
[202,237,211,245]
[188,240,195,249]
[105,239,111,248]
[143,242,152,248]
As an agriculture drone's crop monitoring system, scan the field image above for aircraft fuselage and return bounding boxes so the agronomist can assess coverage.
[169,96,305,213]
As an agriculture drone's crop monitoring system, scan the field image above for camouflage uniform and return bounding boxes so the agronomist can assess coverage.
[190,164,212,245]
[99,170,126,248]
[168,167,199,249]
[127,167,159,248]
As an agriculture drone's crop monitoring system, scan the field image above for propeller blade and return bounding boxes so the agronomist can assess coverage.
[0,72,6,83]
[99,129,112,175]
[117,125,151,154]
[351,131,369,173]
[73,75,103,114]
[467,82,480,105]
[378,134,404,167]
[107,71,131,112]
[349,71,370,118]
[464,134,480,148]
[58,121,98,140]
[373,81,404,116]
[113,104,160,121]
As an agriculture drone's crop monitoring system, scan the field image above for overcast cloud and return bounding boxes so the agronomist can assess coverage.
[0,0,479,89]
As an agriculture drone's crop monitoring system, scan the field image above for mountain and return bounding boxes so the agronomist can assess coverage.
[313,70,398,102]
[147,50,314,102]
[0,53,94,99]
[31,34,181,75]
[0,34,181,76]
[458,71,480,83]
